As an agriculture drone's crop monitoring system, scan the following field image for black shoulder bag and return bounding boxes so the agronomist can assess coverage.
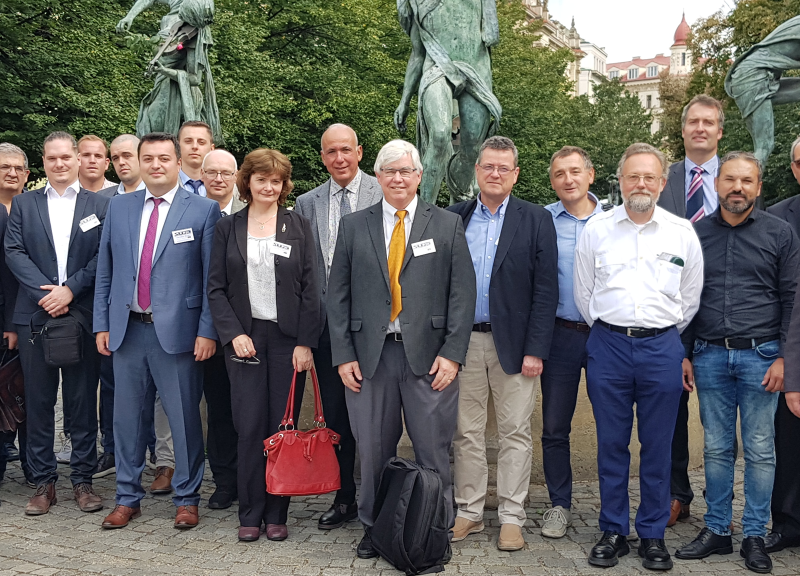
[28,305,93,367]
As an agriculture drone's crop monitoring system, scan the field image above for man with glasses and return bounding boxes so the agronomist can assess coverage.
[574,143,704,571]
[446,136,558,551]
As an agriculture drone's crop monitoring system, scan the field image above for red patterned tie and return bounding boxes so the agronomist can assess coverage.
[687,166,705,223]
[137,198,164,310]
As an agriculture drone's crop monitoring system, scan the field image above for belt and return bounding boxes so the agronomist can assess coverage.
[472,322,492,333]
[130,311,154,324]
[555,317,590,333]
[386,333,403,342]
[597,320,674,338]
[707,335,778,350]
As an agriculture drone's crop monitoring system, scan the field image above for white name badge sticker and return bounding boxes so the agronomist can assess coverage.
[79,214,101,232]
[411,239,436,257]
[270,241,292,258]
[172,228,195,244]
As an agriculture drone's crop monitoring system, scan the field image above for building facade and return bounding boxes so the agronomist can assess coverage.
[578,41,608,101]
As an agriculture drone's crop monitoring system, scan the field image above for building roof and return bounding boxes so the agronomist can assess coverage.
[673,13,690,47]
[606,55,670,82]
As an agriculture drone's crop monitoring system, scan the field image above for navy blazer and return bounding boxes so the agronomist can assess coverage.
[93,187,220,353]
[4,187,109,325]
[768,194,800,236]
[447,195,559,373]
[658,160,687,218]
[0,205,17,332]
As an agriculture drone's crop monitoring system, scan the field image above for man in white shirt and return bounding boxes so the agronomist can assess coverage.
[573,143,704,571]
[78,135,117,192]
[178,121,215,197]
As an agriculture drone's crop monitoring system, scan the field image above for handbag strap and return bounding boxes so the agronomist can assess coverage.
[29,303,93,344]
[279,366,327,430]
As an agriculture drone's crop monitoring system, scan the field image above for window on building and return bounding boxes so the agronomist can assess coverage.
[609,70,619,79]
[646,95,652,108]
[647,65,658,77]
[628,68,639,80]
[681,52,686,66]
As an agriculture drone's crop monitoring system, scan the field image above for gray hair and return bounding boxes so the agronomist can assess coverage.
[790,136,800,164]
[719,150,763,182]
[202,149,238,171]
[681,94,725,129]
[616,143,668,180]
[549,145,593,175]
[321,123,359,150]
[43,131,77,152]
[0,143,29,169]
[374,140,422,173]
[478,136,518,167]
[111,134,140,148]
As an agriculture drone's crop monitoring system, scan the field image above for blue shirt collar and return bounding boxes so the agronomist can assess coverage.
[475,193,510,217]
[685,155,719,176]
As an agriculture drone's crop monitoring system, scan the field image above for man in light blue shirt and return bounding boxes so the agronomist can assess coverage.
[540,146,606,539]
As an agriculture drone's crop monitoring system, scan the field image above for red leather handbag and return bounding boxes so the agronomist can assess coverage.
[263,367,341,496]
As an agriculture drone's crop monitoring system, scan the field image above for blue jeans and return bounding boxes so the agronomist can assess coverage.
[693,339,780,538]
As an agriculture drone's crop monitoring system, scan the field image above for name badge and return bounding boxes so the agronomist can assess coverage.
[79,214,100,232]
[270,241,292,258]
[411,239,436,257]
[172,228,195,244]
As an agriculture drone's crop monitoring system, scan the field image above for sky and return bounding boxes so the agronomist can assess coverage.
[546,0,733,64]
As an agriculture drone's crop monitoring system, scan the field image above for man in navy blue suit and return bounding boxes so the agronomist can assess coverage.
[94,132,220,530]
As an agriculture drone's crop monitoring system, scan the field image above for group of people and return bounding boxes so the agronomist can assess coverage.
[0,94,798,574]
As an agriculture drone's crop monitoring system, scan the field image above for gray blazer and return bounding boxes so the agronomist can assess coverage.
[658,160,687,218]
[293,172,383,307]
[327,197,476,379]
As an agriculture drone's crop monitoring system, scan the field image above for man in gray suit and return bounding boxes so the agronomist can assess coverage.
[327,139,476,559]
[294,124,383,530]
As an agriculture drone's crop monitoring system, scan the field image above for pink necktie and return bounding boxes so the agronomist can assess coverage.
[137,198,164,310]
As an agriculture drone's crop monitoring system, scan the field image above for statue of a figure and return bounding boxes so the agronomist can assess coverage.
[117,0,223,144]
[725,16,800,165]
[395,0,502,204]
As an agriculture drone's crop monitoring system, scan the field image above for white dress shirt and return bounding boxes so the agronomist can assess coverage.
[131,185,180,313]
[382,195,418,333]
[326,170,363,274]
[220,196,234,217]
[573,205,704,333]
[45,179,80,286]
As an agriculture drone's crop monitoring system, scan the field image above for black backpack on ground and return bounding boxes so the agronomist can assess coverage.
[368,457,451,575]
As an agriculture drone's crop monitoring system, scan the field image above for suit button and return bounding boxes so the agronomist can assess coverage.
[381,326,387,332]
[126,304,130,309]
[275,260,280,266]
[322,288,326,294]
[52,257,55,261]
[133,276,136,281]
[276,279,281,285]
[386,300,391,305]
[52,277,57,281]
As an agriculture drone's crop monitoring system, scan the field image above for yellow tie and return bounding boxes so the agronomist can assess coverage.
[388,210,408,321]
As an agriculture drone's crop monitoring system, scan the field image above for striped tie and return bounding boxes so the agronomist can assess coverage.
[687,166,705,223]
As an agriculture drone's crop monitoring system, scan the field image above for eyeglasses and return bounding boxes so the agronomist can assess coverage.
[381,167,419,178]
[0,164,27,174]
[477,164,514,175]
[204,170,236,181]
[230,355,261,365]
[621,174,661,186]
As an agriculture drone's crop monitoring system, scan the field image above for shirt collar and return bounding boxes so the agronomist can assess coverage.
[179,170,202,186]
[330,170,363,196]
[382,194,418,222]
[475,193,510,217]
[144,184,180,205]
[118,180,146,195]
[221,196,234,216]
[708,205,759,227]
[685,155,719,176]
[613,203,665,227]
[45,179,80,199]
[550,191,604,219]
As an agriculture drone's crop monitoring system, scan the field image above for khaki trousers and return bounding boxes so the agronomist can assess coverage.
[453,331,537,526]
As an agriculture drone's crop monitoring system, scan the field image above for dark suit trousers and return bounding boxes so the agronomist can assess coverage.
[16,323,99,486]
[227,319,304,527]
[203,352,238,488]
[99,354,115,454]
[670,391,694,504]
[314,321,357,505]
[771,393,800,538]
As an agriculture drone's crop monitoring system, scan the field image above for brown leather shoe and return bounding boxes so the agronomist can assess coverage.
[73,483,103,513]
[174,505,199,529]
[102,504,141,529]
[667,499,690,527]
[150,467,174,494]
[25,483,57,515]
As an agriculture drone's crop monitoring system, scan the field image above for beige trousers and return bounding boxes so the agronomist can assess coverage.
[453,331,537,526]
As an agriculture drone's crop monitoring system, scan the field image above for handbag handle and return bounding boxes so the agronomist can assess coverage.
[28,303,93,345]
[280,366,327,430]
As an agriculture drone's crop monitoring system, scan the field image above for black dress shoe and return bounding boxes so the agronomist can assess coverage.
[318,502,358,530]
[4,442,19,462]
[764,531,800,553]
[638,538,673,571]
[208,485,237,509]
[357,533,379,559]
[589,531,630,567]
[676,527,733,559]
[741,536,772,574]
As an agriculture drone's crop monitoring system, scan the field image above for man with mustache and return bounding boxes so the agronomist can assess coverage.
[676,152,799,574]
[574,143,704,571]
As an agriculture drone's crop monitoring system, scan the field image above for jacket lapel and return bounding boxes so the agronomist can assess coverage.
[460,199,478,228]
[67,189,90,250]
[275,207,290,242]
[34,189,56,252]
[366,205,391,291]
[129,189,146,269]
[357,175,381,210]
[315,182,330,265]
[401,198,432,274]
[492,197,521,275]
[234,205,248,263]
[153,188,191,266]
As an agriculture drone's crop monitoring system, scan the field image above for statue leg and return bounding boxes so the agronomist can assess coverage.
[419,77,455,204]
[449,92,492,203]
[744,101,775,166]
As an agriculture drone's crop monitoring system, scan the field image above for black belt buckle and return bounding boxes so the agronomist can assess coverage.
[131,311,154,324]
[576,322,590,333]
[388,332,402,341]
[473,322,491,333]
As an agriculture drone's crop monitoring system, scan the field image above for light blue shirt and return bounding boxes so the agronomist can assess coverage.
[684,156,719,216]
[116,180,146,195]
[180,170,207,198]
[465,194,510,324]
[545,192,605,322]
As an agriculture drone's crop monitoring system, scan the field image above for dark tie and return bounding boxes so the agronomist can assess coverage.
[138,198,164,310]
[221,210,228,217]
[686,166,705,223]
[340,188,351,216]
[186,179,203,194]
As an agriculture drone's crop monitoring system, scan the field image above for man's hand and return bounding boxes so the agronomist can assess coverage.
[682,358,695,392]
[231,334,256,358]
[430,356,459,391]
[394,101,409,133]
[762,358,784,393]
[786,391,800,418]
[39,285,74,315]
[194,336,216,362]
[521,355,543,378]
[3,332,17,350]
[338,361,363,392]
[292,346,313,372]
[116,16,134,33]
[96,332,111,356]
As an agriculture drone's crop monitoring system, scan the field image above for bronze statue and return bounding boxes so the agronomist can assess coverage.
[117,0,223,144]
[395,0,502,204]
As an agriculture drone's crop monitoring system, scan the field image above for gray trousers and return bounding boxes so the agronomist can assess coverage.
[345,338,459,529]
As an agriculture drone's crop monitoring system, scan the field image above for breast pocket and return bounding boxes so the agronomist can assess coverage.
[594,253,627,287]
[656,260,682,298]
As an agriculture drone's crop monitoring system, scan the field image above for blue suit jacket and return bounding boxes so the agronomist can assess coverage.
[93,186,220,353]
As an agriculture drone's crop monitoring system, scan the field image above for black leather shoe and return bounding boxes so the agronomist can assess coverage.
[357,533,379,559]
[208,485,237,509]
[4,442,19,462]
[741,537,772,574]
[318,502,358,530]
[589,531,630,567]
[638,538,673,571]
[764,531,800,553]
[676,527,733,559]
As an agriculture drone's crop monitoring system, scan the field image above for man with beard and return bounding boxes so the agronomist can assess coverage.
[676,152,799,574]
[574,143,704,571]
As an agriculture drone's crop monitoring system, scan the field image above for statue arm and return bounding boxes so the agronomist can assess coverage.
[117,0,157,33]
[152,61,201,85]
[394,23,425,133]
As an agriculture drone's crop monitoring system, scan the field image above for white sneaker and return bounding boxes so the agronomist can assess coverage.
[541,506,572,538]
[55,437,72,464]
